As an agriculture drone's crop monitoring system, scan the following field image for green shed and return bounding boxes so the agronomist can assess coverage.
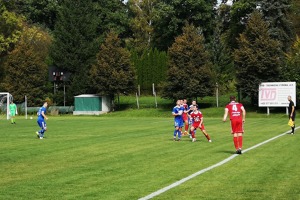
[73,94,111,115]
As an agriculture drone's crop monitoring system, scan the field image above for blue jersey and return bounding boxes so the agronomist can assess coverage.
[172,106,183,127]
[172,106,183,120]
[180,105,185,116]
[37,106,47,121]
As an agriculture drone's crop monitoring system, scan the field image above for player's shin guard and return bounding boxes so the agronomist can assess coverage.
[238,136,243,149]
[233,137,239,150]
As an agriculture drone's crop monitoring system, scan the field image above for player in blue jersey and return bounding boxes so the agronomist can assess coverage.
[172,100,184,141]
[36,102,48,139]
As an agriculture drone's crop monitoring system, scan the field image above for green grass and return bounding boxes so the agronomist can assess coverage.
[115,94,233,110]
[0,112,299,200]
[115,94,291,116]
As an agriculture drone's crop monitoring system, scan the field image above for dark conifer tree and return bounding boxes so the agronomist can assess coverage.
[234,11,283,104]
[259,0,295,52]
[50,0,98,101]
[152,0,217,51]
[89,31,136,105]
[162,23,214,100]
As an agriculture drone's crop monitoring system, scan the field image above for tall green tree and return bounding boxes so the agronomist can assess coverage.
[210,20,235,94]
[0,4,23,86]
[89,31,136,104]
[0,0,18,12]
[259,0,295,51]
[289,0,300,35]
[15,0,60,30]
[282,36,300,105]
[127,0,157,52]
[152,0,217,51]
[131,48,167,93]
[162,23,214,100]
[234,11,283,104]
[0,25,51,106]
[220,0,257,50]
[0,5,23,56]
[50,0,98,101]
[95,0,130,38]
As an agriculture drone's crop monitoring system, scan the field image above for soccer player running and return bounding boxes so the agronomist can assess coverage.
[189,104,212,142]
[9,101,18,124]
[288,95,296,134]
[223,95,246,154]
[36,102,49,139]
[172,100,184,141]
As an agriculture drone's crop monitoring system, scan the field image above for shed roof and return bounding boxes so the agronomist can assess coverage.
[74,94,100,98]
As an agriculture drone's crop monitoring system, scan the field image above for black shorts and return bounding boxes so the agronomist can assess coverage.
[289,115,296,121]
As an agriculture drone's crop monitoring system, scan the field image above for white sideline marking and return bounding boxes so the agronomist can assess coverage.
[139,126,300,200]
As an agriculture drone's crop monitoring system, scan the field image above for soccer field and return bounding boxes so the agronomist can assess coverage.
[0,115,299,200]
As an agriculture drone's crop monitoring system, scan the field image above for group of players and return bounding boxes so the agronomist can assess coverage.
[172,96,246,154]
[172,99,212,143]
[9,94,248,154]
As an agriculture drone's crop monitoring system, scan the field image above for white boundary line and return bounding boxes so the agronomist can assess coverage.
[139,126,300,200]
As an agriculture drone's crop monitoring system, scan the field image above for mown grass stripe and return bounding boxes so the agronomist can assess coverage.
[139,126,300,200]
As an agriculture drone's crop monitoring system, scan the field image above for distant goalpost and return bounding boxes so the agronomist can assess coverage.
[0,93,13,120]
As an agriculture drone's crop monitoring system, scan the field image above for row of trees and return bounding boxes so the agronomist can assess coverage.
[0,0,300,106]
[131,48,168,92]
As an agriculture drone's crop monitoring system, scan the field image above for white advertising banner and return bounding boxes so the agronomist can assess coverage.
[258,82,296,107]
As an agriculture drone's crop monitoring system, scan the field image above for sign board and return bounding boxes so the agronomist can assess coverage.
[258,82,296,107]
[48,66,71,82]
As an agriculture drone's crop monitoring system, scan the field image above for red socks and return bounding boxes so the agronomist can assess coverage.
[238,136,243,149]
[191,131,195,138]
[233,137,239,150]
[185,123,189,132]
[233,136,243,150]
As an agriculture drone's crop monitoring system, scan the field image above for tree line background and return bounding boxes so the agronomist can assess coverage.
[0,0,300,107]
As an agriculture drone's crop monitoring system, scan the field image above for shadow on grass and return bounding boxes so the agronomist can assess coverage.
[216,150,237,155]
